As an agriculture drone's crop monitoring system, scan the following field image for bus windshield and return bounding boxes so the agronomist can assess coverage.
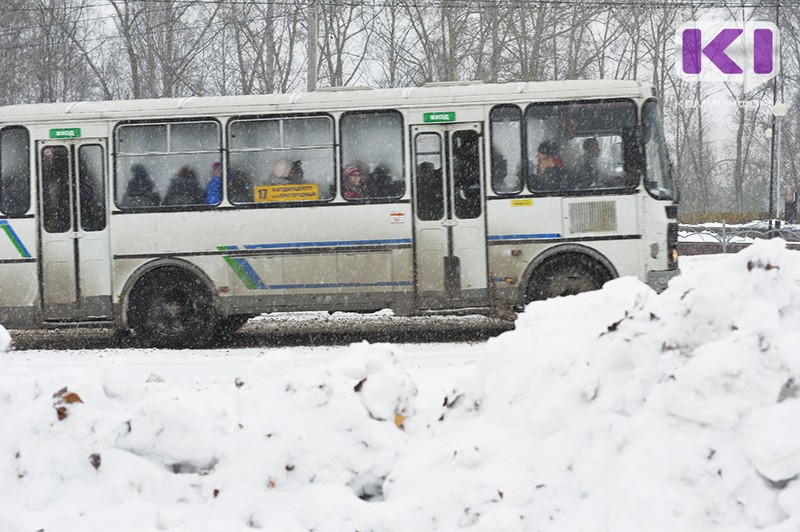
[643,99,676,201]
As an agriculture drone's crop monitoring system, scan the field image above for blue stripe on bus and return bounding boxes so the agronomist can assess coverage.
[233,257,268,290]
[0,220,32,258]
[223,250,411,291]
[262,281,413,290]
[488,233,562,241]
[242,238,413,250]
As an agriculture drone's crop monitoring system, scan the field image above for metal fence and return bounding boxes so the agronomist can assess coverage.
[679,221,800,255]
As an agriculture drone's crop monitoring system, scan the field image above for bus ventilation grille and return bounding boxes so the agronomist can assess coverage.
[569,201,617,233]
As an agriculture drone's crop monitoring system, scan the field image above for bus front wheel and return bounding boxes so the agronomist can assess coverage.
[128,268,217,348]
[526,254,612,303]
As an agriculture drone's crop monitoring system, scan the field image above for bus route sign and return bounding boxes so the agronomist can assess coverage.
[49,128,81,139]
[423,112,456,123]
[255,183,320,203]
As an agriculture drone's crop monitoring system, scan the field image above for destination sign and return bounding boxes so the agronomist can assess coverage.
[255,183,320,203]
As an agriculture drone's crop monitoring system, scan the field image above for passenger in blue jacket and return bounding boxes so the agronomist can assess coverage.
[205,161,223,204]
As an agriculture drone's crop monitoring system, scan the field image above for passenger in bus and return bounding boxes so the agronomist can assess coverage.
[416,162,443,217]
[577,137,600,188]
[228,168,254,203]
[204,161,223,204]
[367,163,399,198]
[78,159,105,231]
[343,164,368,199]
[121,164,161,208]
[286,160,309,185]
[268,158,291,185]
[163,165,205,206]
[528,140,568,191]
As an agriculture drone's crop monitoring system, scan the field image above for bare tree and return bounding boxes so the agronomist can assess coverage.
[368,3,421,87]
[317,1,375,87]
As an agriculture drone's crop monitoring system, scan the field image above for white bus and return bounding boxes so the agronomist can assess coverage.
[0,80,678,347]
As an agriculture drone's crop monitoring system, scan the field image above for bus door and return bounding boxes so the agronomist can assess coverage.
[411,122,488,310]
[37,140,112,321]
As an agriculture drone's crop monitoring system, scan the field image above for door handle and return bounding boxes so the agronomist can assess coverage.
[441,219,458,227]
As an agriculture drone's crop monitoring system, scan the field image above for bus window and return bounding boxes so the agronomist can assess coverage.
[525,101,638,194]
[414,133,444,221]
[229,115,335,204]
[0,127,30,217]
[340,110,404,200]
[41,146,71,233]
[78,145,106,232]
[489,106,522,194]
[452,130,481,219]
[115,120,222,209]
[643,100,676,201]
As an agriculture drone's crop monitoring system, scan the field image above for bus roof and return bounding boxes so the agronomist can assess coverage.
[0,80,654,123]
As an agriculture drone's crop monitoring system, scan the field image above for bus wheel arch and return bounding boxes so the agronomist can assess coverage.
[122,260,218,348]
[523,245,617,304]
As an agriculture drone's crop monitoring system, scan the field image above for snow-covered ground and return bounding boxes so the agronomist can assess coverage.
[3,244,800,531]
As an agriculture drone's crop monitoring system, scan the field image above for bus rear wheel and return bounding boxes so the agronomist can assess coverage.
[526,254,612,303]
[128,268,216,348]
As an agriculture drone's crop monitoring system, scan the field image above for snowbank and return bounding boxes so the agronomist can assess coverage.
[3,240,800,531]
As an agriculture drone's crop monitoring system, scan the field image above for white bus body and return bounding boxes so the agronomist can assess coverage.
[0,80,679,347]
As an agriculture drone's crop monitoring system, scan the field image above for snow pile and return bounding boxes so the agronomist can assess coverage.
[3,239,800,531]
[0,345,415,531]
[387,238,800,531]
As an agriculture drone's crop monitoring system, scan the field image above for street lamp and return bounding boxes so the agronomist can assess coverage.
[768,102,788,231]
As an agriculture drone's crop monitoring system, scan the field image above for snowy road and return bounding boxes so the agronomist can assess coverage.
[4,254,716,408]
[4,339,486,412]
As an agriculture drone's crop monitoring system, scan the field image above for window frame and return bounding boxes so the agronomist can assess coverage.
[489,104,524,196]
[0,125,31,218]
[113,117,223,212]
[77,143,107,232]
[642,98,676,202]
[523,98,640,197]
[227,112,336,208]
[485,99,641,199]
[339,109,406,204]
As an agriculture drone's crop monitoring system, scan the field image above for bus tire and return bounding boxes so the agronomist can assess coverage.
[526,254,612,303]
[128,267,217,348]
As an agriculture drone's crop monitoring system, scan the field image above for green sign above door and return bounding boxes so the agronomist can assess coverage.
[49,128,81,139]
[423,112,456,123]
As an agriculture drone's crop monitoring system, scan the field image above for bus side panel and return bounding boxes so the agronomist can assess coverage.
[486,194,644,305]
[111,204,416,318]
[0,219,40,327]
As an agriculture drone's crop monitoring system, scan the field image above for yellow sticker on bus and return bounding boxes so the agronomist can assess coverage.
[254,183,320,202]
[511,198,533,207]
